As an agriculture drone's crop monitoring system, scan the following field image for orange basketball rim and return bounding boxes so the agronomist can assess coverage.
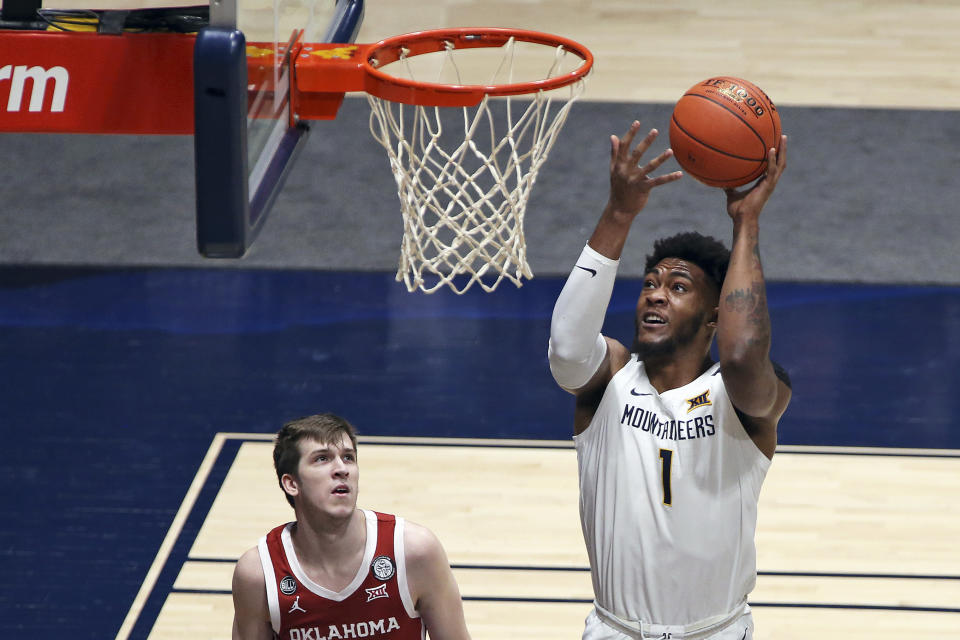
[293,27,594,118]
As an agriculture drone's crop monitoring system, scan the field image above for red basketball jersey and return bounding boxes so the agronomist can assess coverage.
[258,510,425,640]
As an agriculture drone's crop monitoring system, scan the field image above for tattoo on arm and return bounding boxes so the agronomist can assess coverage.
[725,229,770,345]
[724,282,769,327]
[724,284,757,313]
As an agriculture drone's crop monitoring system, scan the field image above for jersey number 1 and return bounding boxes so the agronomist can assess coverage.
[659,448,673,506]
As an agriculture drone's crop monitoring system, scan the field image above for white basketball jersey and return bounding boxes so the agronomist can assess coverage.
[575,356,770,626]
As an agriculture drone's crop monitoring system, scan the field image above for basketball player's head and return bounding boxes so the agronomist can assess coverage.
[632,232,730,358]
[274,413,359,510]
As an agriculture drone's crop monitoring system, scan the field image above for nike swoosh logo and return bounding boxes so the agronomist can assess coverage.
[575,265,597,277]
[630,389,652,396]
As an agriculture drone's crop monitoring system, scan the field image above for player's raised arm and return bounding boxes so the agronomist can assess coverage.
[548,122,682,413]
[589,122,684,258]
[716,136,791,451]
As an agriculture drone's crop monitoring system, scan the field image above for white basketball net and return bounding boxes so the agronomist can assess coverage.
[367,37,587,294]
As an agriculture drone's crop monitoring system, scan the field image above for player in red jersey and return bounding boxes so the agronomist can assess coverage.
[232,413,472,640]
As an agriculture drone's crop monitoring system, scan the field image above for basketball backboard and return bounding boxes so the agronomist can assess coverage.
[0,0,363,258]
[195,0,364,257]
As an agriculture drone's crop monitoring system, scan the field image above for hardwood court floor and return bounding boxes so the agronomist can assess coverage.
[131,436,960,640]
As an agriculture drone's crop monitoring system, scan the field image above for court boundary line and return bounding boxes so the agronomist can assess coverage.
[220,433,960,456]
[221,432,576,448]
[121,434,960,638]
[115,433,229,640]
[160,588,960,615]
[776,444,960,457]
[180,557,960,581]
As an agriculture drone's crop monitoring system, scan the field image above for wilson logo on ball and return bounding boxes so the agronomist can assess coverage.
[704,78,766,117]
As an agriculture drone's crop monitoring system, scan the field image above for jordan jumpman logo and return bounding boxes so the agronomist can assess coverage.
[288,595,307,613]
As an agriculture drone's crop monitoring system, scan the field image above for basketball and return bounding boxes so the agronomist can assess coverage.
[668,77,782,188]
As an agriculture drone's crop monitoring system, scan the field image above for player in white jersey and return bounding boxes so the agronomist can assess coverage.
[548,122,792,639]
